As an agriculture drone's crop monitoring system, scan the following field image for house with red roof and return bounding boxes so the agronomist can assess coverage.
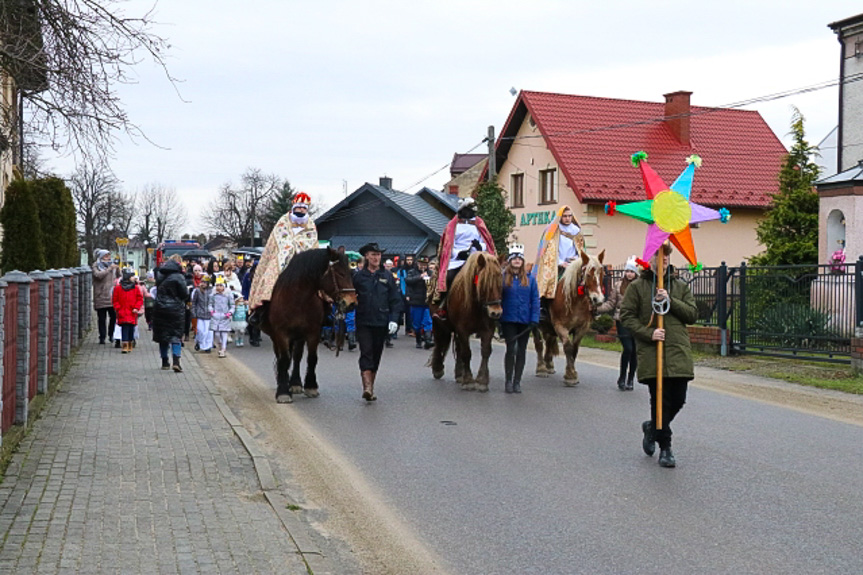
[495,90,788,267]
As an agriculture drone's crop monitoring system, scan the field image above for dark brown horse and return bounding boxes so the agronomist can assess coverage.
[534,250,605,386]
[430,252,503,391]
[261,247,357,403]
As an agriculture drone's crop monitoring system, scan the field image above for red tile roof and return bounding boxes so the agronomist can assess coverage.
[498,91,787,208]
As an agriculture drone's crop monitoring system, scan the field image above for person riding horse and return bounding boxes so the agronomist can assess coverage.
[533,205,585,319]
[432,197,496,318]
[248,192,318,325]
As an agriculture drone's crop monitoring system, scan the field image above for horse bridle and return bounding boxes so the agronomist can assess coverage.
[318,260,356,304]
[473,273,501,310]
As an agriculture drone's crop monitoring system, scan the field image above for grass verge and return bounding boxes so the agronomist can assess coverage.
[580,335,863,395]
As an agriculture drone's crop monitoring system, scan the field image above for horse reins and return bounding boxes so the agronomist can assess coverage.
[318,260,356,304]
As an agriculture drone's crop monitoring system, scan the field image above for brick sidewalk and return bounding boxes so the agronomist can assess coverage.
[0,328,329,574]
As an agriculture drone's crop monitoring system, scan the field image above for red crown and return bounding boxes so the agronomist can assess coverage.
[293,192,311,205]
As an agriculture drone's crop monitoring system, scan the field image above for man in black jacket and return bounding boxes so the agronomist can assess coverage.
[353,242,403,401]
[404,256,434,349]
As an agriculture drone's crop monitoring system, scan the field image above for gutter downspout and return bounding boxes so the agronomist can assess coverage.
[836,30,845,172]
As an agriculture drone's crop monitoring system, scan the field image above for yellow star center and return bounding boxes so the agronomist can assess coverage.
[651,190,691,234]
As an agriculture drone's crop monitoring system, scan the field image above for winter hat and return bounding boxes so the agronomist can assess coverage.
[507,243,525,262]
[624,256,639,273]
[121,268,134,282]
[94,249,110,260]
[215,276,226,285]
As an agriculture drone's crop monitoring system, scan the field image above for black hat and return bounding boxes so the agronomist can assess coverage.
[359,242,385,256]
[417,256,429,263]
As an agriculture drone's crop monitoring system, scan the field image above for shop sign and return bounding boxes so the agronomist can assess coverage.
[520,210,557,226]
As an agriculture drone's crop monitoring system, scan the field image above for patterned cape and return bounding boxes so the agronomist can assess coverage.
[533,205,585,299]
[248,213,318,309]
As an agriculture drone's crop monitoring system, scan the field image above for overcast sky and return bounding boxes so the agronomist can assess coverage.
[47,1,858,234]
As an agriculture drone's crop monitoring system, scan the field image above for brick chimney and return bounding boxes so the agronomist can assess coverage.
[664,91,692,146]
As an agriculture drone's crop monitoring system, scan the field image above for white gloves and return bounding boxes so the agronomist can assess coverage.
[388,321,398,335]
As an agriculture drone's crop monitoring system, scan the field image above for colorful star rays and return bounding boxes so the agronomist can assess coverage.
[605,152,729,270]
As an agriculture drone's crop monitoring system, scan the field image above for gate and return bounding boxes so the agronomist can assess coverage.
[2,283,18,432]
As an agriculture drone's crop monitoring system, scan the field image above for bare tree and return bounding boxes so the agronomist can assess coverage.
[0,0,177,164]
[69,162,134,262]
[134,182,187,245]
[204,168,281,246]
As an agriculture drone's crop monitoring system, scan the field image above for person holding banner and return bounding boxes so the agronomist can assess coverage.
[619,243,697,468]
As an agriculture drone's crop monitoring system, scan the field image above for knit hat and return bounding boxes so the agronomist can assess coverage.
[94,249,110,260]
[624,256,639,273]
[507,243,525,261]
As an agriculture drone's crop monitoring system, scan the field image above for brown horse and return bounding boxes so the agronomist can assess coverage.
[261,247,357,403]
[430,252,503,391]
[534,250,605,386]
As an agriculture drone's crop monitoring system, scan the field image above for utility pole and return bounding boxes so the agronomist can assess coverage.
[487,125,496,180]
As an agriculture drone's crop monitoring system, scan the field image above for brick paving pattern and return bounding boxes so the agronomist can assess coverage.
[0,330,311,574]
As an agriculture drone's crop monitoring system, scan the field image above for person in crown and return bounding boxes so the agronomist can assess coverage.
[248,192,318,324]
[431,197,496,318]
[533,205,585,319]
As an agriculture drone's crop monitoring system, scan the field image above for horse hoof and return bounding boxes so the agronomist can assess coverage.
[546,368,556,375]
[304,389,319,398]
[476,384,489,393]
[461,383,477,391]
[535,371,549,378]
[276,394,294,404]
[289,385,303,395]
[433,369,444,380]
[563,379,579,387]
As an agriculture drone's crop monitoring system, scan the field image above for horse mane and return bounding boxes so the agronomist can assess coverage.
[279,248,342,287]
[560,253,601,313]
[451,252,501,307]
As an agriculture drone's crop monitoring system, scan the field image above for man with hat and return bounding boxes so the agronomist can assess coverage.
[404,255,434,349]
[352,242,402,401]
[248,192,318,323]
[431,197,496,318]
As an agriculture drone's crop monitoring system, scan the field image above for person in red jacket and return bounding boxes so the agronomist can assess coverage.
[113,269,144,354]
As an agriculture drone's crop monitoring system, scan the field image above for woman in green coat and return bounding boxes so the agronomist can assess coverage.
[619,245,698,468]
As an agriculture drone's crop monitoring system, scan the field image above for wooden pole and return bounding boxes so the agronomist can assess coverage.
[656,249,665,430]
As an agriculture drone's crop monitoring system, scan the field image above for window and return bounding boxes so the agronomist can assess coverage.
[448,184,459,195]
[539,168,557,204]
[510,174,524,208]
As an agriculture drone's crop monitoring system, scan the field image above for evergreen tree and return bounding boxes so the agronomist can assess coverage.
[32,177,78,269]
[749,108,820,267]
[475,179,515,255]
[1,179,47,273]
[260,180,296,240]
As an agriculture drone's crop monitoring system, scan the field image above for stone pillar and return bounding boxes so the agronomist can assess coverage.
[1,271,33,426]
[29,271,50,394]
[70,268,81,348]
[78,266,93,333]
[0,280,5,448]
[46,270,64,373]
[61,269,73,359]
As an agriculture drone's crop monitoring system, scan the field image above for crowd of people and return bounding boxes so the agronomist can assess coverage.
[92,192,698,468]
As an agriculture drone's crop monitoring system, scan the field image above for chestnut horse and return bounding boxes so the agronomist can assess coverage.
[261,247,357,403]
[534,250,605,386]
[430,252,503,391]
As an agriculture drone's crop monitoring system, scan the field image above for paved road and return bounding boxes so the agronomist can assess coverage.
[228,334,863,575]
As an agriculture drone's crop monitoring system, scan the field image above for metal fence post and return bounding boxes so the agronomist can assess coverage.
[1,271,33,426]
[717,261,728,356]
[738,261,747,352]
[29,271,50,394]
[856,256,863,329]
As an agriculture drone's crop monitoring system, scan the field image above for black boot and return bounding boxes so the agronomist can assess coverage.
[172,355,183,373]
[512,377,522,394]
[415,331,423,349]
[617,368,626,391]
[347,332,357,351]
[641,420,656,456]
[505,373,514,394]
[423,331,434,350]
[626,372,635,391]
[161,357,170,370]
[658,447,676,468]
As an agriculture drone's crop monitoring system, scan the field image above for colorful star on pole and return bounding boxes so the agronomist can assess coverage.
[605,151,730,270]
